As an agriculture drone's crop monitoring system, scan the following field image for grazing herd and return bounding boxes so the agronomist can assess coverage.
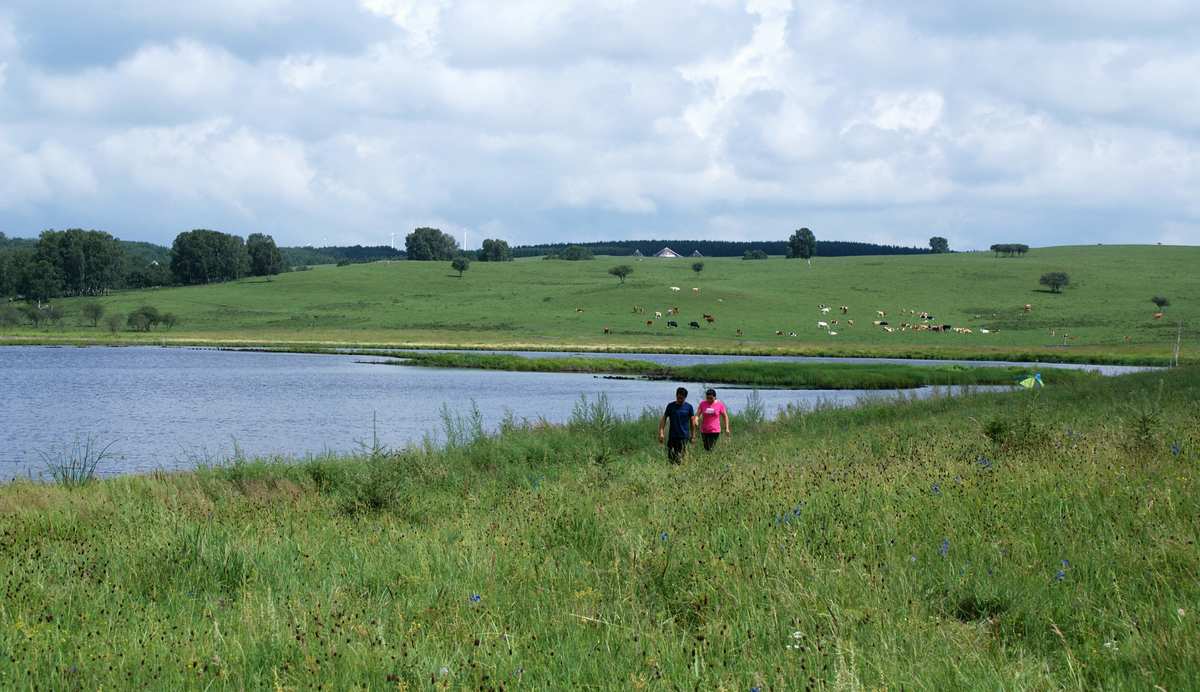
[601,290,1035,339]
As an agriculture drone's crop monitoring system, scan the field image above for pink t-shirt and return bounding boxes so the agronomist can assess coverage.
[697,400,726,433]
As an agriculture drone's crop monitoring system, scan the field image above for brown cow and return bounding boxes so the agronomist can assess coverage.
[645,320,654,327]
[603,327,611,334]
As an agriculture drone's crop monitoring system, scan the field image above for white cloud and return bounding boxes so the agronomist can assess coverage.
[0,1,1197,248]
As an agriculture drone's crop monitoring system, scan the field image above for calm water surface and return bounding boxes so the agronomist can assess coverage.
[3,346,1032,480]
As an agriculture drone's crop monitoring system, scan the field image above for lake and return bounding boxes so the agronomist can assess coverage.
[0,346,1096,480]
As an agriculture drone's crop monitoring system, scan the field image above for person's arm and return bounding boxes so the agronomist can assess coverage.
[722,405,731,434]
[658,414,667,442]
[690,412,699,437]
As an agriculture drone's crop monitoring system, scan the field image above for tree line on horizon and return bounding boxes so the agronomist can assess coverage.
[507,237,933,259]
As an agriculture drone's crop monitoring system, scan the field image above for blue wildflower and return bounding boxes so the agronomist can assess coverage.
[751,687,761,692]
[1061,559,1070,568]
[1171,442,1182,457]
[977,455,993,470]
[470,594,481,603]
[1055,570,1066,582]
[660,531,669,542]
[931,483,941,495]
[939,538,950,558]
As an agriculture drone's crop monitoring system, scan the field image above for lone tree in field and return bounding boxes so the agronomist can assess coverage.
[691,261,704,274]
[1039,271,1070,293]
[1152,296,1170,311]
[104,312,124,335]
[406,227,459,261]
[81,302,105,327]
[929,236,950,253]
[788,228,817,260]
[451,257,470,278]
[608,264,633,285]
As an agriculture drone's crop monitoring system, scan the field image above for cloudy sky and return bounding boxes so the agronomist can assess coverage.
[1,1,1197,249]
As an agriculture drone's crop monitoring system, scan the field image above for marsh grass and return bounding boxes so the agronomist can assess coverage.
[1,368,1197,688]
[36,435,117,487]
[390,350,1102,389]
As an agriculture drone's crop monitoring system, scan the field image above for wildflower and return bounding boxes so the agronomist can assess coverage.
[1178,608,1186,618]
[1061,559,1070,568]
[976,455,993,470]
[660,531,669,542]
[939,538,950,558]
[469,594,481,603]
[791,631,803,640]
[910,555,917,563]
[439,666,450,676]
[1103,640,1118,651]
[1171,442,1182,457]
[751,688,762,692]
[1055,570,1066,581]
[931,483,941,495]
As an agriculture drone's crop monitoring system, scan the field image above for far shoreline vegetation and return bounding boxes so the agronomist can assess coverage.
[1,233,1194,367]
[366,350,1104,389]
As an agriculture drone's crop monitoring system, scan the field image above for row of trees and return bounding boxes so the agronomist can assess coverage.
[0,301,176,332]
[991,244,1030,257]
[404,228,514,262]
[0,229,284,301]
[509,238,932,258]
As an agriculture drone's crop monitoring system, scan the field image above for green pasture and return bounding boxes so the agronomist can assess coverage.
[2,365,1196,688]
[2,245,1197,363]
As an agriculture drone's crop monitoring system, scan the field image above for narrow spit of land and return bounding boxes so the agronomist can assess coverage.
[375,350,1103,389]
[1,366,1196,688]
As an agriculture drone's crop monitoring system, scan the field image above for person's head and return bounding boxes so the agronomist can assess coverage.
[705,388,717,402]
[675,387,688,402]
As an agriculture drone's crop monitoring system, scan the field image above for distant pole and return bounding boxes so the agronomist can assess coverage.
[390,232,396,250]
[1174,321,1183,367]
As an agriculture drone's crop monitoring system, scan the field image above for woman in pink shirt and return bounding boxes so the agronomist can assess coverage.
[697,388,731,451]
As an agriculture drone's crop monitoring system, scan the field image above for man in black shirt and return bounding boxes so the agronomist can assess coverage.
[658,387,698,464]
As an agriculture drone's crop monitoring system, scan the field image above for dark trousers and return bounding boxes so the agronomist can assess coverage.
[666,437,689,464]
[701,432,720,450]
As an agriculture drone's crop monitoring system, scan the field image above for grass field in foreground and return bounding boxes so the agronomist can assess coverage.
[2,245,1197,364]
[2,366,1197,688]
[383,350,1103,388]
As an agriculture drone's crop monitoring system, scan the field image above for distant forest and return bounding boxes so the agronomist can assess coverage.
[509,239,930,258]
[280,245,405,267]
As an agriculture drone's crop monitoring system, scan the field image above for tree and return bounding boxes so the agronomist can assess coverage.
[246,233,284,276]
[104,312,124,335]
[34,229,125,296]
[81,302,105,327]
[787,228,816,259]
[608,265,633,284]
[451,257,470,278]
[170,229,251,284]
[691,261,704,274]
[477,238,513,262]
[929,236,950,253]
[1151,296,1170,311]
[1039,272,1069,293]
[742,249,768,260]
[18,258,63,305]
[557,245,594,261]
[405,227,459,261]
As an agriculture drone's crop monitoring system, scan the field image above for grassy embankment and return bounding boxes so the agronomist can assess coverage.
[381,350,1103,389]
[2,366,1197,688]
[2,245,1196,364]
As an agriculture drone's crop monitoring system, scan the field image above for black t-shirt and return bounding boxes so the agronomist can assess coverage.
[663,401,694,440]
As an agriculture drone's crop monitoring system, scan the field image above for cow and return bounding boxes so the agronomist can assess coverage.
[655,311,663,319]
[828,331,838,336]
[689,321,701,329]
[667,320,679,328]
[1153,311,1165,319]
[847,319,854,327]
[840,305,849,314]
[735,328,743,337]
[576,307,584,313]
[603,327,611,334]
[1023,303,1032,312]
[775,330,784,335]
[670,286,681,292]
[876,310,886,318]
[692,287,700,294]
[820,306,831,314]
[703,313,715,323]
[980,328,991,334]
[646,320,654,327]
[817,321,829,329]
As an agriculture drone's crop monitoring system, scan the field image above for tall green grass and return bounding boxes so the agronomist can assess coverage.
[1,367,1197,688]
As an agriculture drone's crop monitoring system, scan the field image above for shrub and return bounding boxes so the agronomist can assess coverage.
[104,312,124,334]
[127,305,162,331]
[81,302,105,326]
[1039,271,1069,293]
[608,265,633,284]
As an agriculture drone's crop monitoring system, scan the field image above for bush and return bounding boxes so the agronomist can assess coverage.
[81,302,105,327]
[451,257,470,277]
[0,305,23,328]
[1039,271,1070,293]
[127,305,162,331]
[608,265,633,284]
[742,250,768,260]
[104,312,124,334]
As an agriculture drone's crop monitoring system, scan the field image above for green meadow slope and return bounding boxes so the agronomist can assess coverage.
[3,245,1196,363]
[2,366,1196,688]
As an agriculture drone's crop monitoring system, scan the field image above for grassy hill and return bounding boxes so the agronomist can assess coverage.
[2,364,1196,688]
[3,245,1196,363]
